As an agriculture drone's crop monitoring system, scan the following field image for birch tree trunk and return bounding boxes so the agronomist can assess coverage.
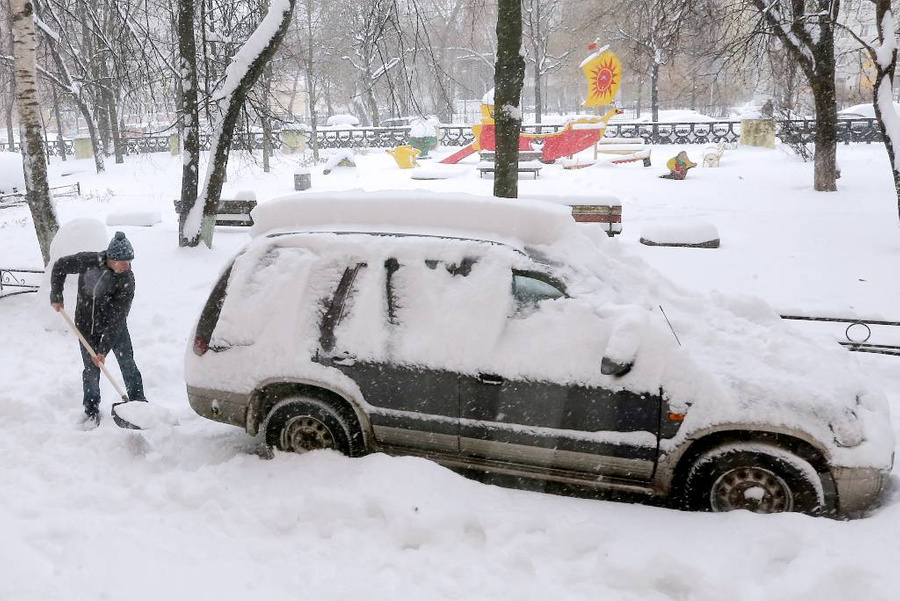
[11,0,58,264]
[871,1,900,224]
[493,0,525,199]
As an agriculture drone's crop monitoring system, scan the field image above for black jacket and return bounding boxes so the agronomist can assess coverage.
[50,251,135,354]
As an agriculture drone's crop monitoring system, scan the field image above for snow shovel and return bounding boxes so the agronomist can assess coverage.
[59,308,145,430]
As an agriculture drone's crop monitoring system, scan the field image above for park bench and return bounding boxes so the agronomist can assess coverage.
[477,151,543,179]
[173,198,257,227]
[0,182,82,210]
[570,203,622,236]
[519,192,623,237]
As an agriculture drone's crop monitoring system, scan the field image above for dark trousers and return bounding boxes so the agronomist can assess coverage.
[79,326,145,415]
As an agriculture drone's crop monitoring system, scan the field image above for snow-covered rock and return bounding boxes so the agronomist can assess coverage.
[639,219,720,248]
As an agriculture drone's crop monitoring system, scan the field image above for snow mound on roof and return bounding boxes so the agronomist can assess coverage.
[250,190,577,248]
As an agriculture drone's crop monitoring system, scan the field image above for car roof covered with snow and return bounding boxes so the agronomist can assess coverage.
[250,190,579,250]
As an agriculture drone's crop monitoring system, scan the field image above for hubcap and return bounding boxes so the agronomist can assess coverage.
[710,466,793,513]
[280,416,335,453]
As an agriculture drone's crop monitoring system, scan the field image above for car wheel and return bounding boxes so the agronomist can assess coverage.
[264,398,353,455]
[683,442,824,514]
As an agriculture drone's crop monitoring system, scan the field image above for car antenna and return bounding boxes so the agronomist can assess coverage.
[658,305,682,347]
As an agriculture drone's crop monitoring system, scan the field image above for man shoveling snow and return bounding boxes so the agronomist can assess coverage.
[50,231,147,428]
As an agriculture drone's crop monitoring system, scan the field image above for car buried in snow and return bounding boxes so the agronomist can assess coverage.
[184,191,894,516]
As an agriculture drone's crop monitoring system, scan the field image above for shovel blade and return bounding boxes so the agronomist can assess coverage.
[112,399,145,430]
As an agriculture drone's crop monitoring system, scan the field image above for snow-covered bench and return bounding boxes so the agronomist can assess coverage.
[173,198,257,227]
[478,150,543,179]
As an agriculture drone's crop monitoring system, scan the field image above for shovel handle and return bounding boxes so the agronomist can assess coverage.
[59,308,129,401]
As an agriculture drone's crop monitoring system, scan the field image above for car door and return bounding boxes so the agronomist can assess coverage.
[313,260,457,454]
[458,270,661,482]
[316,252,510,456]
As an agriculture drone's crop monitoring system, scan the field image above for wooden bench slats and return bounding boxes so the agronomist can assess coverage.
[173,198,256,227]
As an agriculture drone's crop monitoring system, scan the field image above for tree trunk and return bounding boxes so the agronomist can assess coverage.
[651,62,659,122]
[812,83,838,191]
[493,0,525,199]
[105,83,124,164]
[304,0,320,162]
[532,0,542,124]
[51,85,67,161]
[11,0,58,264]
[177,0,201,247]
[261,108,272,173]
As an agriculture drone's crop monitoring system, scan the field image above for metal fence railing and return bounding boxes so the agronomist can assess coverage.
[0,268,42,299]
[0,118,883,157]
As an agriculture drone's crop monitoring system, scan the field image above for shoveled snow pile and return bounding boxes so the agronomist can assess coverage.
[0,151,25,193]
[36,218,108,331]
[640,219,720,245]
[106,209,162,227]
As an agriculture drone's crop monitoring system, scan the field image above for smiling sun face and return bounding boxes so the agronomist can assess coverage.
[591,58,618,100]
[581,50,622,107]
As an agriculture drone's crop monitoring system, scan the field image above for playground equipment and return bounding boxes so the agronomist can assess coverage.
[660,151,697,180]
[386,145,421,169]
[441,43,649,167]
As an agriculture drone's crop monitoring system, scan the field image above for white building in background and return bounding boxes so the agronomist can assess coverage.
[834,1,890,106]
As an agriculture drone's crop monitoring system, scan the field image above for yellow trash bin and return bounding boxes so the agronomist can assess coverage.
[386,145,421,169]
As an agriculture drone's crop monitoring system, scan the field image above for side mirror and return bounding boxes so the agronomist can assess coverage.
[601,356,633,377]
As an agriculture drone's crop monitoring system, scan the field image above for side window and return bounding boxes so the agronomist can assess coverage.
[319,263,366,352]
[211,246,322,348]
[387,255,512,370]
[511,271,565,314]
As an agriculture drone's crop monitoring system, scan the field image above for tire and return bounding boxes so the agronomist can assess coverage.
[682,442,824,515]
[264,397,357,456]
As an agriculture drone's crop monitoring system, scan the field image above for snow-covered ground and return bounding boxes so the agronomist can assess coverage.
[1,142,899,600]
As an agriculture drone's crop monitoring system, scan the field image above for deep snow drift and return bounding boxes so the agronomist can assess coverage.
[1,142,899,600]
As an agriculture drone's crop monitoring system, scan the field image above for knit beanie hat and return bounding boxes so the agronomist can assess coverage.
[107,231,134,261]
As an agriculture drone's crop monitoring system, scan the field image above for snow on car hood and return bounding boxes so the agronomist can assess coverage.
[540,230,894,469]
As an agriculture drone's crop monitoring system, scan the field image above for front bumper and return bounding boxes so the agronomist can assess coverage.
[187,385,252,430]
[832,466,892,514]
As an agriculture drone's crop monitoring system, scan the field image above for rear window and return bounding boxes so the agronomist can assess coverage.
[195,245,344,353]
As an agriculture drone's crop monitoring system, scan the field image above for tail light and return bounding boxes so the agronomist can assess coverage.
[193,264,233,356]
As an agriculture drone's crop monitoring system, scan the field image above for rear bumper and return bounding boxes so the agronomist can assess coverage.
[832,466,892,514]
[187,385,251,430]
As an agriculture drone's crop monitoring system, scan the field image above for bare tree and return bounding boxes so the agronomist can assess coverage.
[181,0,297,248]
[523,0,570,123]
[616,0,696,122]
[749,0,840,192]
[11,0,57,264]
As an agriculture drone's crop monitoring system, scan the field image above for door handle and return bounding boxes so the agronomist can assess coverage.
[328,354,356,367]
[477,373,504,386]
